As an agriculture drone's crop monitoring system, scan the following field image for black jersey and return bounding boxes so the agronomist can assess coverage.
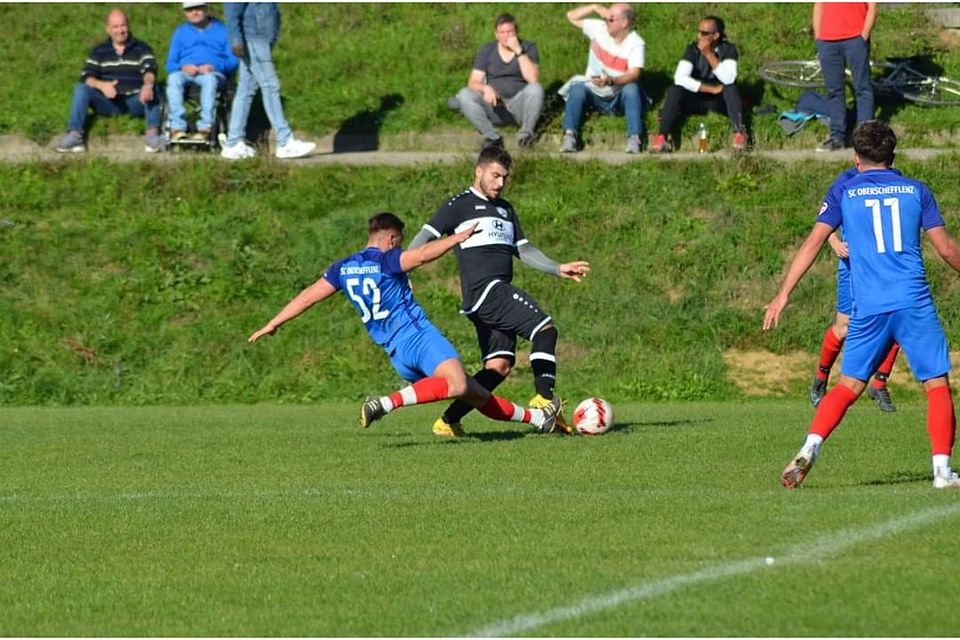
[422,187,529,312]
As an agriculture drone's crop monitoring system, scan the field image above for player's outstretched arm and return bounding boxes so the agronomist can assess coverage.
[248,278,337,343]
[517,244,590,282]
[763,222,834,331]
[399,223,479,272]
[927,226,960,274]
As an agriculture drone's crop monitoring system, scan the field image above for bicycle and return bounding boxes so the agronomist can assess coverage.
[759,56,960,106]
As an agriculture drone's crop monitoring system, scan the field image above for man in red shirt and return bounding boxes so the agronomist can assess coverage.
[813,2,877,152]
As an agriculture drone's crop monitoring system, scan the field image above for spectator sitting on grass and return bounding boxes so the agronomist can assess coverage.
[165,1,239,142]
[559,3,646,154]
[450,13,544,150]
[649,16,746,154]
[55,10,163,154]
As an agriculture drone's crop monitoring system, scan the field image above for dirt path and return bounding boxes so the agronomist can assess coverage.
[0,133,952,166]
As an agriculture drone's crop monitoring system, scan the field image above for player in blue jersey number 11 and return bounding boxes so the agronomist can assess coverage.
[248,212,564,434]
[764,120,960,490]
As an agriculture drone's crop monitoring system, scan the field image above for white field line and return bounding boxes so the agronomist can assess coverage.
[466,501,960,637]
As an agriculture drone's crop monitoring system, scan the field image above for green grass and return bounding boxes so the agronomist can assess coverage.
[2,401,959,635]
[2,3,959,148]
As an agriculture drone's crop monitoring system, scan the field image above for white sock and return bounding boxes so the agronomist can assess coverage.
[529,408,544,428]
[803,433,824,452]
[380,396,394,413]
[932,454,951,477]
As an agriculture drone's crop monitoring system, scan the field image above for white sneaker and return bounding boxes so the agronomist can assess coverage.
[933,471,960,489]
[220,141,256,160]
[275,138,316,159]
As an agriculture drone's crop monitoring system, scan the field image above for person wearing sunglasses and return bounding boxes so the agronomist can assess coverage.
[559,3,646,154]
[649,16,746,154]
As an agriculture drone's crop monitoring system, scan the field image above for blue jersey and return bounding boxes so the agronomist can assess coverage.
[322,247,431,350]
[817,168,944,317]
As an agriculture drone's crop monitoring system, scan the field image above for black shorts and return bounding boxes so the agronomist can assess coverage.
[466,282,552,362]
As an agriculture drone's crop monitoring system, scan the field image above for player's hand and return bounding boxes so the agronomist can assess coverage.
[559,261,591,283]
[834,241,849,259]
[702,83,723,95]
[232,44,245,58]
[762,295,788,331]
[198,64,215,74]
[453,222,480,243]
[248,324,277,343]
[482,85,498,106]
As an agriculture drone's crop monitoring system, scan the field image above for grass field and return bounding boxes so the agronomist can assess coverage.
[3,400,960,636]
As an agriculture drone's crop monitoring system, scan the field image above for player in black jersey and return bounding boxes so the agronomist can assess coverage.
[408,146,591,435]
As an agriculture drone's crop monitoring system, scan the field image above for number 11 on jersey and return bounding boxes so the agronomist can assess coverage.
[866,197,903,254]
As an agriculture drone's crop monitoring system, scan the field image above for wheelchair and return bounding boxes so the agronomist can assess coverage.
[160,74,234,151]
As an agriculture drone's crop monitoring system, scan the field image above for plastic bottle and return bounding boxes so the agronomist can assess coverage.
[698,123,709,154]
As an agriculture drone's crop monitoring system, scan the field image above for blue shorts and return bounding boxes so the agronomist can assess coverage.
[387,323,459,382]
[835,259,853,315]
[841,303,951,382]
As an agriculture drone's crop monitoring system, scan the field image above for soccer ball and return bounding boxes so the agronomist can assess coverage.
[572,397,614,435]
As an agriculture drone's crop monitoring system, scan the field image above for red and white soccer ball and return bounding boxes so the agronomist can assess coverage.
[572,397,614,435]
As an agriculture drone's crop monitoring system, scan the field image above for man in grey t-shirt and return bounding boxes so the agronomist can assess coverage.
[451,13,544,149]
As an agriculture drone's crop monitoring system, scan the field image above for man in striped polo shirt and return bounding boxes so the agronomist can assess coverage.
[559,3,646,154]
[55,10,163,154]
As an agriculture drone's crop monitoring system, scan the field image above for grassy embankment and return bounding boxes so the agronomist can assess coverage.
[4,154,960,405]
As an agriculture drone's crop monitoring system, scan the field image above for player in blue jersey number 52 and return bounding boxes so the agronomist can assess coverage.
[248,212,563,434]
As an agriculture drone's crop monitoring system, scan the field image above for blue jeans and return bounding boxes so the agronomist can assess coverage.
[562,81,644,136]
[66,82,161,132]
[226,38,291,146]
[165,71,226,131]
[816,36,874,140]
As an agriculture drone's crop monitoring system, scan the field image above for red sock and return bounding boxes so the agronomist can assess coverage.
[809,384,858,440]
[872,343,901,388]
[388,377,450,408]
[478,395,532,424]
[816,326,844,381]
[926,386,956,456]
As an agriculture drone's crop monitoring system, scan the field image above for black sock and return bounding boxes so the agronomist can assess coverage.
[531,327,558,399]
[442,368,507,424]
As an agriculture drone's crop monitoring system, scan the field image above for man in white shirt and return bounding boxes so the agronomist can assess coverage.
[650,16,745,153]
[560,3,646,154]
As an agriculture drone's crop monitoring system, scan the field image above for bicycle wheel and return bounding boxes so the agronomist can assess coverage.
[759,60,824,88]
[899,76,960,106]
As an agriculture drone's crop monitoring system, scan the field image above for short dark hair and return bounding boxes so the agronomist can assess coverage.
[704,15,725,38]
[477,145,512,170]
[368,212,405,235]
[495,13,516,29]
[620,6,635,25]
[852,120,896,166]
